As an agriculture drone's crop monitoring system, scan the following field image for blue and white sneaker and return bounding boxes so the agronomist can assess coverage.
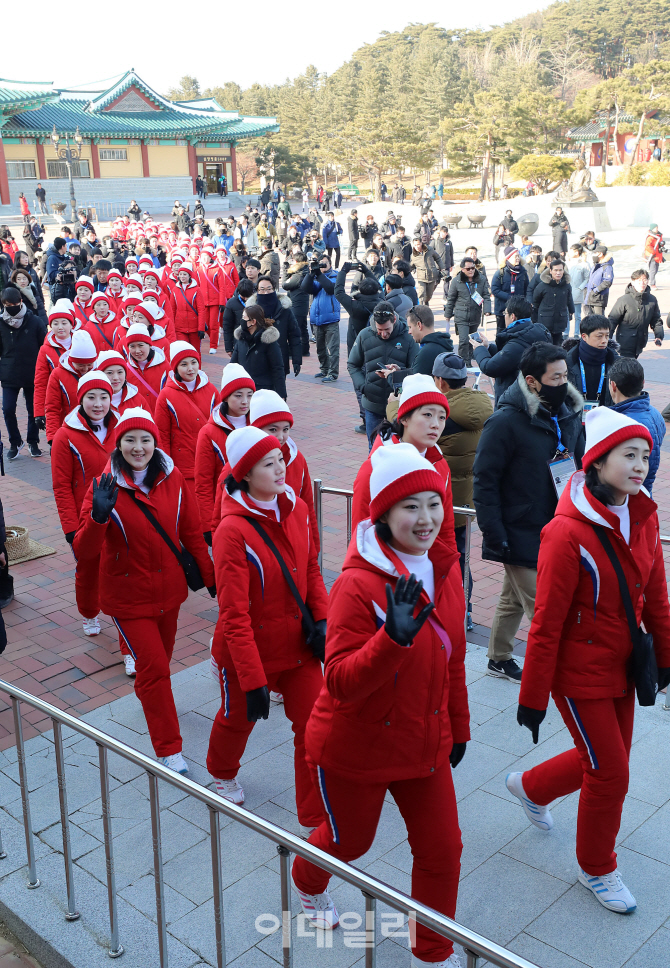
[160,752,189,775]
[578,867,636,913]
[505,772,553,830]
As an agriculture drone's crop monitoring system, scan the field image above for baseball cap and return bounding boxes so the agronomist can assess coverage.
[433,353,467,381]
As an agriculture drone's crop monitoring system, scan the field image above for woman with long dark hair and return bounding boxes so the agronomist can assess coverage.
[230,304,286,398]
[513,408,670,914]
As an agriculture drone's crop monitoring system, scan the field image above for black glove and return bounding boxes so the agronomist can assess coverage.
[517,704,546,744]
[658,667,670,691]
[293,365,301,377]
[340,261,352,273]
[449,742,467,769]
[203,531,212,547]
[384,574,434,647]
[246,686,271,722]
[91,473,118,524]
[197,331,205,339]
[64,531,75,545]
[35,416,46,431]
[306,619,327,662]
[207,584,217,598]
[488,539,511,560]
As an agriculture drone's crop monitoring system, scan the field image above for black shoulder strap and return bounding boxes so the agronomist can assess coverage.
[133,494,185,567]
[245,517,313,626]
[592,525,639,644]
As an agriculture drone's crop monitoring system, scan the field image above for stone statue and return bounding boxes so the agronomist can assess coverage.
[555,158,598,204]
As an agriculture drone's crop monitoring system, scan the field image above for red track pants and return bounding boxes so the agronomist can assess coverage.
[112,607,181,757]
[175,332,202,354]
[522,690,635,875]
[292,764,462,962]
[207,657,324,827]
[74,553,129,654]
[205,305,220,350]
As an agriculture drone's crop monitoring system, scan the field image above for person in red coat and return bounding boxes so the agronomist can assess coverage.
[198,249,223,355]
[112,295,143,349]
[514,408,670,915]
[132,301,171,356]
[45,330,98,442]
[34,306,75,430]
[352,374,458,555]
[73,408,215,774]
[123,325,169,414]
[195,363,254,543]
[142,283,176,340]
[72,276,95,329]
[84,293,117,353]
[105,269,127,316]
[250,389,319,550]
[293,443,469,957]
[170,262,202,353]
[124,273,144,298]
[94,350,146,415]
[155,341,218,499]
[207,426,329,817]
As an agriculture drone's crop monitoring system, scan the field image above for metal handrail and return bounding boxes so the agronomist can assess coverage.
[0,680,540,968]
[313,479,476,631]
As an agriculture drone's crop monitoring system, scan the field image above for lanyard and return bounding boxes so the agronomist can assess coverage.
[551,416,567,453]
[579,359,605,399]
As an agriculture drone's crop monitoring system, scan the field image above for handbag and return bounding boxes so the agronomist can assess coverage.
[134,495,205,592]
[593,526,658,706]
[245,518,322,648]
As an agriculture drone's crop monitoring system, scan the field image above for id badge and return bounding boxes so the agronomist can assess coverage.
[548,453,576,499]
[582,400,598,425]
[470,290,484,306]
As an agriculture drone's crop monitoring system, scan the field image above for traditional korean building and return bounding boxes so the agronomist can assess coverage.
[0,70,278,210]
[567,114,670,167]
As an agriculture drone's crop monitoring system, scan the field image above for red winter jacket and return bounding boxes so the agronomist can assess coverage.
[194,407,245,533]
[153,300,176,340]
[83,313,118,354]
[352,435,458,554]
[72,298,92,330]
[154,371,218,483]
[305,519,469,783]
[170,281,201,336]
[283,437,319,551]
[519,472,670,710]
[51,409,118,534]
[211,487,329,691]
[34,334,67,418]
[74,453,214,620]
[198,265,221,308]
[214,261,239,303]
[112,382,147,416]
[45,356,80,442]
[105,288,127,318]
[125,348,169,414]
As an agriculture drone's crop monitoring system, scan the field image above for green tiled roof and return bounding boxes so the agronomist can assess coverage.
[0,79,57,115]
[568,114,670,142]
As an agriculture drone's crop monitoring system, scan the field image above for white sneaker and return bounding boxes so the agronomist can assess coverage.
[123,655,136,677]
[209,637,219,682]
[412,955,462,968]
[578,867,637,913]
[82,616,101,636]
[506,772,553,831]
[270,691,284,703]
[293,881,339,930]
[160,752,189,775]
[214,777,245,804]
[209,347,217,354]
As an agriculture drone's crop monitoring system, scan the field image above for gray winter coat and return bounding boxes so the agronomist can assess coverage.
[444,269,492,328]
[347,319,419,416]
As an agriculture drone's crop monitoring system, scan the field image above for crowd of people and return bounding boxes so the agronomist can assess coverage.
[1,193,669,968]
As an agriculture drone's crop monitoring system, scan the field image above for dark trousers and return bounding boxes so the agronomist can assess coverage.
[550,330,564,346]
[455,322,473,365]
[315,322,340,378]
[454,524,473,612]
[295,312,310,353]
[348,240,358,260]
[364,408,383,450]
[496,314,506,333]
[649,258,659,285]
[2,385,38,446]
[326,246,341,268]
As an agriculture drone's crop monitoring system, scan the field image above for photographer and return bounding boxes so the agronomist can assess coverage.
[644,224,665,288]
[0,286,47,459]
[300,255,340,382]
[46,237,77,304]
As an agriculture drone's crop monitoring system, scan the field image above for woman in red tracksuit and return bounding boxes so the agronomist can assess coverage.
[72,276,95,329]
[207,426,328,818]
[293,443,469,964]
[95,350,146,415]
[51,371,122,642]
[194,363,254,544]
[123,324,169,413]
[83,293,117,353]
[105,269,127,316]
[141,281,176,340]
[514,408,670,916]
[198,249,223,355]
[249,389,319,549]
[44,330,99,442]
[170,262,202,352]
[34,306,75,429]
[73,408,215,774]
[155,341,218,499]
[112,295,143,349]
[132,301,171,356]
[352,374,457,553]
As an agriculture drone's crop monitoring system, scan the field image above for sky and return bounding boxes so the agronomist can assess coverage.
[3,2,557,95]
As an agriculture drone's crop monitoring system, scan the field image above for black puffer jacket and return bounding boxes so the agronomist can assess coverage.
[222,292,250,354]
[281,263,310,320]
[230,322,286,398]
[531,268,575,334]
[608,284,663,358]
[387,237,412,263]
[333,267,382,351]
[347,318,419,416]
[245,294,302,374]
[473,373,585,568]
[444,268,491,328]
[473,318,551,407]
[563,336,619,406]
[0,308,47,387]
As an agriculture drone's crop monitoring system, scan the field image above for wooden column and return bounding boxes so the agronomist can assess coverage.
[230,143,238,191]
[140,140,150,178]
[36,141,46,180]
[91,143,101,179]
[187,143,198,193]
[0,137,10,206]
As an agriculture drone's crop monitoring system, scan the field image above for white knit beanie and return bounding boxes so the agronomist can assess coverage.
[397,373,449,420]
[369,442,445,523]
[226,426,281,482]
[125,323,152,346]
[220,363,255,397]
[68,330,98,363]
[250,389,293,428]
[582,407,653,470]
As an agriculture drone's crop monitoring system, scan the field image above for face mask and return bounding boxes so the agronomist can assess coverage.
[538,382,568,412]
[4,304,21,316]
[256,292,279,314]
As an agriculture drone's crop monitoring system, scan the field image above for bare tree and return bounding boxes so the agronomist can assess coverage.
[544,33,594,102]
[236,153,258,193]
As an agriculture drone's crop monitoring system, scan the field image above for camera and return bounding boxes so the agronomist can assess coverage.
[56,260,77,285]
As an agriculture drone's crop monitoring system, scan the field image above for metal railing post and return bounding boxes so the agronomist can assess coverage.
[98,744,123,958]
[0,822,5,859]
[466,948,479,968]
[346,493,353,546]
[364,893,376,968]
[313,478,323,572]
[209,806,226,968]
[53,720,79,920]
[148,772,168,968]
[11,698,39,889]
[277,846,293,968]
[463,511,473,635]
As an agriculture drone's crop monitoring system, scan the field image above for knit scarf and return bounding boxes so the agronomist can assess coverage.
[578,339,607,365]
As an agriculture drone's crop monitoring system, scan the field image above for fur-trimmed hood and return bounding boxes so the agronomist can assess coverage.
[510,369,584,418]
[234,323,280,344]
[539,266,571,285]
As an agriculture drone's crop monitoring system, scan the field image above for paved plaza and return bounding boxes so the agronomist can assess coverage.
[0,207,670,966]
